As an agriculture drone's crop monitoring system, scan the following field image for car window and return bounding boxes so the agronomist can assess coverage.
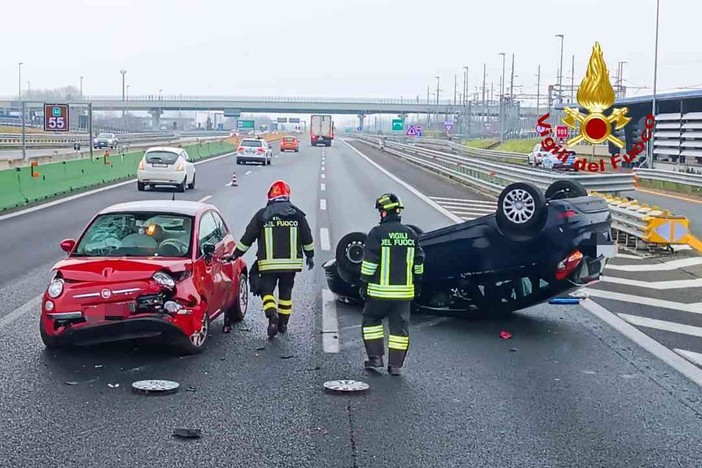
[240,140,263,147]
[198,212,222,255]
[146,151,180,164]
[283,137,295,142]
[210,211,230,238]
[73,212,193,258]
[182,151,190,161]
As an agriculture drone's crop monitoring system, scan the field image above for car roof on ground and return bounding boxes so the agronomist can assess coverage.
[144,146,183,153]
[98,200,213,217]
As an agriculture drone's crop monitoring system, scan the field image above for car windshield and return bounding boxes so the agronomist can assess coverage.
[146,151,179,164]
[240,140,263,147]
[73,212,193,258]
[98,133,113,138]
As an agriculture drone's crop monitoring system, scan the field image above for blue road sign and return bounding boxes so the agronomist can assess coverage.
[416,125,423,137]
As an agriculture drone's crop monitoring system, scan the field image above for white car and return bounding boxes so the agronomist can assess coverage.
[137,147,196,192]
[527,143,550,166]
[235,138,273,166]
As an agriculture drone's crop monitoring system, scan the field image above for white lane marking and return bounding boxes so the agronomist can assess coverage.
[432,199,497,207]
[322,289,340,353]
[619,313,702,338]
[613,254,644,260]
[431,196,494,203]
[0,296,42,329]
[198,195,212,203]
[320,227,331,251]
[320,183,326,191]
[245,170,252,175]
[275,155,279,158]
[605,257,702,272]
[583,288,702,314]
[321,173,326,179]
[0,151,235,223]
[600,276,702,289]
[341,139,461,223]
[320,199,327,210]
[580,299,702,387]
[675,349,702,367]
[446,208,495,216]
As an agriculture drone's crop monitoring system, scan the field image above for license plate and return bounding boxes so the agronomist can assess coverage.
[597,243,617,259]
[152,164,169,168]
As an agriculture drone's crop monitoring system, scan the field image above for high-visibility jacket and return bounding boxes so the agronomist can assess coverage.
[234,200,314,272]
[360,214,425,300]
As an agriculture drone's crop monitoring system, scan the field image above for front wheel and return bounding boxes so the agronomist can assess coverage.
[226,272,249,323]
[545,179,587,200]
[180,311,210,355]
[496,182,546,239]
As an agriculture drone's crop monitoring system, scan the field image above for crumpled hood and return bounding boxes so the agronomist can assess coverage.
[53,257,190,282]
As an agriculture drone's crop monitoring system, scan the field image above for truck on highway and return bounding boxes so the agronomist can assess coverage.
[310,114,334,146]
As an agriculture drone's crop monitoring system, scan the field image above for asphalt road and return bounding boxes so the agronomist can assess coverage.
[0,138,701,467]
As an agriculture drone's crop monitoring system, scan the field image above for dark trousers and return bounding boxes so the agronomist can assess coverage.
[259,272,296,325]
[362,299,411,368]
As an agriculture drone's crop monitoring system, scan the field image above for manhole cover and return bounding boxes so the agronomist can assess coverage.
[132,380,180,395]
[323,380,369,393]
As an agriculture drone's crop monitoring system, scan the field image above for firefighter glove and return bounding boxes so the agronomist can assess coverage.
[359,283,368,301]
[306,257,315,270]
[414,283,422,299]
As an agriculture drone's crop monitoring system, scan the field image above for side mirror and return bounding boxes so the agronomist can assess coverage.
[202,243,215,259]
[60,239,76,253]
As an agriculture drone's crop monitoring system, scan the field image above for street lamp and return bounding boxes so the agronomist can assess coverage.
[435,75,440,129]
[126,85,130,100]
[555,34,564,104]
[649,0,661,169]
[462,66,469,107]
[498,52,506,143]
[80,76,84,99]
[159,88,163,100]
[120,69,127,118]
[18,62,23,100]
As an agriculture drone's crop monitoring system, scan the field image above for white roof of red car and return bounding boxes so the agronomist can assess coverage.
[99,200,213,217]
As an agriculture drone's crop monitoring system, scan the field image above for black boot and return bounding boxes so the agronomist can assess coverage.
[364,356,384,370]
[278,315,289,334]
[387,366,401,376]
[266,311,279,338]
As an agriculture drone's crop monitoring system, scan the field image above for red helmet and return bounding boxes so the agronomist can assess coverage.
[268,180,291,200]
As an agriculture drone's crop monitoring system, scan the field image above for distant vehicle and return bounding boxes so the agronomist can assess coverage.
[310,114,334,146]
[527,143,550,166]
[235,138,272,166]
[280,136,300,152]
[137,146,196,192]
[40,200,249,354]
[93,132,118,149]
[542,150,577,171]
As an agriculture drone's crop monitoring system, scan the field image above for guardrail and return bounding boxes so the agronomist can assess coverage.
[355,134,634,195]
[411,137,526,160]
[635,168,702,189]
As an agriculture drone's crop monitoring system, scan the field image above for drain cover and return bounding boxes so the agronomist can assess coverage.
[323,380,369,393]
[132,380,180,395]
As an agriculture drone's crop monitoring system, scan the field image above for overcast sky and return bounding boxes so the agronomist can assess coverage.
[1,0,698,101]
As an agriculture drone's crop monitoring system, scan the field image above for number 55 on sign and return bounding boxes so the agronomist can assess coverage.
[44,104,70,132]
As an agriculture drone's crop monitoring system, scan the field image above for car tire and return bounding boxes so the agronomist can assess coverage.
[187,175,196,190]
[137,182,145,191]
[226,272,249,323]
[335,232,367,284]
[496,182,546,238]
[545,179,588,200]
[40,322,62,349]
[177,180,186,193]
[180,310,210,355]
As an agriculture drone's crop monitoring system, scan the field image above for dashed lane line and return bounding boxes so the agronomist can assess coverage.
[320,199,327,210]
[321,173,326,179]
[245,170,252,175]
[198,195,212,203]
[320,183,326,191]
[580,299,702,387]
[582,288,702,314]
[0,151,235,223]
[320,228,331,251]
[321,289,340,353]
[619,314,702,339]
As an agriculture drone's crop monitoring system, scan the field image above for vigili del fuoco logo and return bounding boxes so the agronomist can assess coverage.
[535,42,654,172]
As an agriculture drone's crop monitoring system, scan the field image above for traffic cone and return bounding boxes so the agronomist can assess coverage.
[231,172,238,186]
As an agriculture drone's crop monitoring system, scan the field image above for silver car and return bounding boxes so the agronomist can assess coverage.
[235,138,272,166]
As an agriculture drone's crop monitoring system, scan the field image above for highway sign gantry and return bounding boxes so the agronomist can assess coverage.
[44,104,69,132]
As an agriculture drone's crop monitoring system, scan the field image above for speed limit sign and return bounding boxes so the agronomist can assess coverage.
[44,104,70,132]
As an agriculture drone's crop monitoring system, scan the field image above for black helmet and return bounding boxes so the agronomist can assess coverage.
[375,193,404,212]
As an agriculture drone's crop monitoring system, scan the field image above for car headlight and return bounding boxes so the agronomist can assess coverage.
[152,271,175,289]
[47,279,64,298]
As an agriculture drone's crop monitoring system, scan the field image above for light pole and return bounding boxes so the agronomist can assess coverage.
[435,75,440,130]
[120,69,127,118]
[18,62,23,100]
[159,88,163,100]
[498,52,506,143]
[80,76,84,99]
[555,34,564,104]
[649,0,661,169]
[463,66,469,107]
[27,81,30,97]
[126,85,130,100]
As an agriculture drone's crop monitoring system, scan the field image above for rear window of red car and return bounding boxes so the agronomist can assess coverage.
[283,137,296,142]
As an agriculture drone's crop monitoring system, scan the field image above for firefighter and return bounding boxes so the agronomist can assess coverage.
[359,193,424,376]
[224,180,314,337]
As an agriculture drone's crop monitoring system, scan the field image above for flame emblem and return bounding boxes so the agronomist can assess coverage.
[562,42,631,148]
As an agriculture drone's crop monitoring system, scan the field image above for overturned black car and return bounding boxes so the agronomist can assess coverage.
[323,180,615,316]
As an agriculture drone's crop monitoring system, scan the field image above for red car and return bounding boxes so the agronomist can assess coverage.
[40,200,249,354]
[280,136,300,152]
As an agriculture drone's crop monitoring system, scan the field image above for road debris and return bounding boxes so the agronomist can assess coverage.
[131,380,180,396]
[500,331,512,340]
[173,428,201,439]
